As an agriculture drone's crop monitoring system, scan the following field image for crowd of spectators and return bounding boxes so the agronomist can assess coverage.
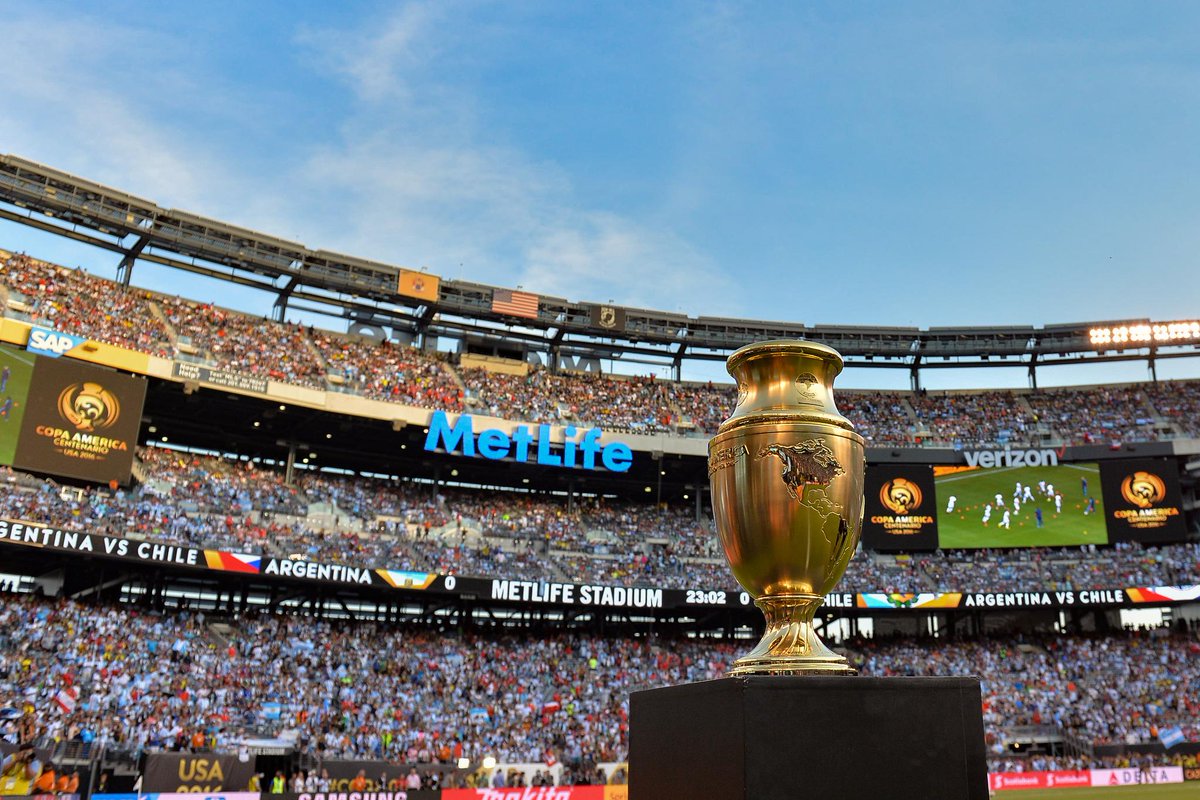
[1145,379,1200,438]
[310,331,463,410]
[839,391,913,446]
[922,542,1200,593]
[0,594,1197,779]
[4,248,1200,447]
[0,252,173,357]
[1024,385,1159,445]
[157,296,326,387]
[668,382,915,446]
[462,369,674,434]
[859,630,1200,751]
[0,596,736,778]
[910,390,1035,448]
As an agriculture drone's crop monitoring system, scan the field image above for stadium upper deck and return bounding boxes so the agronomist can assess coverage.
[2,249,1200,449]
[2,153,1199,385]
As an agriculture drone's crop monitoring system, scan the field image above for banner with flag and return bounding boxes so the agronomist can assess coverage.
[54,686,78,714]
[397,269,440,302]
[589,304,627,332]
[1159,726,1185,749]
[492,288,539,319]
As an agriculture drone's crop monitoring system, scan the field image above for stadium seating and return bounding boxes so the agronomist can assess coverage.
[0,593,1196,779]
[2,246,1199,786]
[4,248,1200,447]
[1,451,1196,594]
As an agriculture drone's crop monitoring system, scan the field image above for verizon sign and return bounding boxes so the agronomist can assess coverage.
[963,447,1061,469]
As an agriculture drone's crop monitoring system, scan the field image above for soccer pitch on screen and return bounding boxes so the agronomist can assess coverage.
[934,463,1106,548]
[0,345,36,466]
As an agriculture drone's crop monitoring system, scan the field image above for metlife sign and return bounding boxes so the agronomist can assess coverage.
[423,411,633,472]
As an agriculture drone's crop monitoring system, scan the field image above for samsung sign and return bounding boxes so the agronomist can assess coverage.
[423,411,632,472]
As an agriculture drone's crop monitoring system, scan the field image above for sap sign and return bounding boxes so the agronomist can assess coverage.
[424,411,633,472]
[27,326,86,358]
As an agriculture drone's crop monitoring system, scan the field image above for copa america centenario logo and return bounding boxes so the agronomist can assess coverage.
[1120,471,1166,509]
[880,478,922,514]
[57,382,121,432]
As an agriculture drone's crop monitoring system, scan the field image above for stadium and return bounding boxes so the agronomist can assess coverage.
[0,153,1196,799]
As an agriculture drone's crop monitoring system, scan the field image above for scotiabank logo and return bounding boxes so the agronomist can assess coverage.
[1046,771,1089,787]
[997,773,1044,788]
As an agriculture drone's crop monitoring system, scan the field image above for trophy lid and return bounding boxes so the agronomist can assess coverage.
[726,339,844,379]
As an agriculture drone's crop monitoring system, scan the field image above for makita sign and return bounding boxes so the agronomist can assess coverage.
[424,412,632,472]
[963,447,1060,469]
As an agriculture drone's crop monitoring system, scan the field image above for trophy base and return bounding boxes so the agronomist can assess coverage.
[728,593,855,676]
[629,676,989,800]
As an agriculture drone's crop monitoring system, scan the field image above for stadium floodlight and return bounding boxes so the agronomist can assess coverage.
[482,756,497,770]
[1088,320,1200,347]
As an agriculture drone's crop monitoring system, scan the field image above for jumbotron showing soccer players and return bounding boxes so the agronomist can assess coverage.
[935,464,1106,549]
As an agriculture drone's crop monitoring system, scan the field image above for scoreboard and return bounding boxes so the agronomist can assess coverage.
[0,343,146,484]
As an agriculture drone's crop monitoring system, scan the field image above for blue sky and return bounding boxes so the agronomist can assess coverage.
[0,1,1198,388]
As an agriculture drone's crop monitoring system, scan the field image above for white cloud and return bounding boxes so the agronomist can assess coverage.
[520,212,737,312]
[0,3,745,318]
[296,2,445,104]
[292,4,745,314]
[0,12,228,209]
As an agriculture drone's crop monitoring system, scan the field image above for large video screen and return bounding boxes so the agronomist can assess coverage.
[0,343,146,484]
[934,462,1107,549]
[863,465,940,552]
[1099,458,1187,544]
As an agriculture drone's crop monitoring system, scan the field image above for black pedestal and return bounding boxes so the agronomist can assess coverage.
[629,676,987,800]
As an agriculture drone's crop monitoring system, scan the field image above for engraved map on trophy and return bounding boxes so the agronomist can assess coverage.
[758,439,853,584]
[758,439,844,505]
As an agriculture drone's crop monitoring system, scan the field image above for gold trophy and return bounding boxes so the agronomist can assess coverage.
[708,340,865,675]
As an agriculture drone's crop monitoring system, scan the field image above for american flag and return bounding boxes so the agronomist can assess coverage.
[492,289,539,319]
